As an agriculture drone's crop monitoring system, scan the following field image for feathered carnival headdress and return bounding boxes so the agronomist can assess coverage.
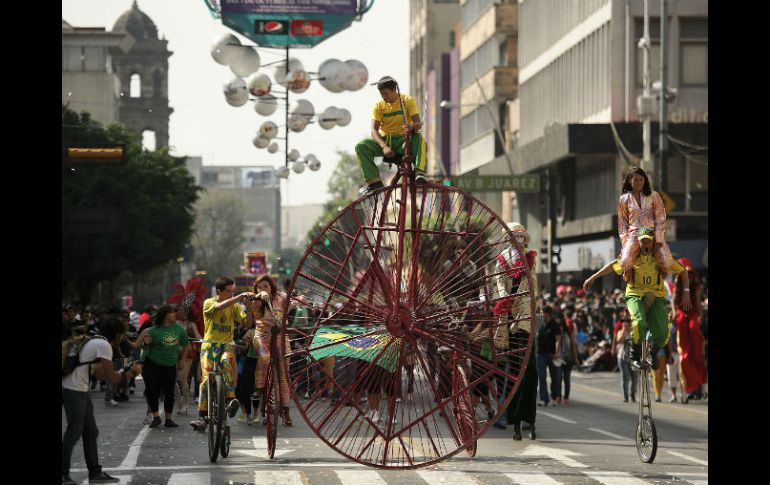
[168,277,208,331]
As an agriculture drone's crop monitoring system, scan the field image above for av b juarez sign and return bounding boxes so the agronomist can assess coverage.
[215,0,363,48]
[450,175,541,193]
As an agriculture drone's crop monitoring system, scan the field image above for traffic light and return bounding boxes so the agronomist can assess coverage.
[442,179,452,186]
[65,146,125,165]
[540,238,549,271]
[324,238,331,247]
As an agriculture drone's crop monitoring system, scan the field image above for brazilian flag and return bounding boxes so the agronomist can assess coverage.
[309,325,401,372]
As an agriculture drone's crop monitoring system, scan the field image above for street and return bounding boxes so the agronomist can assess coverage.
[62,371,707,485]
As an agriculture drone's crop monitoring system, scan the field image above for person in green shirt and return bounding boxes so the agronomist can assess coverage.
[583,227,691,369]
[133,305,190,428]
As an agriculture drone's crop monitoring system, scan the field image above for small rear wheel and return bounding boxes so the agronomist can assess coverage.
[207,376,221,462]
[636,415,657,463]
[220,425,231,458]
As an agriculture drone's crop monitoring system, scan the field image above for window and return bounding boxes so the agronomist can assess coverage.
[83,47,104,72]
[63,46,82,72]
[680,18,707,86]
[130,74,142,98]
[635,18,660,86]
[142,130,156,151]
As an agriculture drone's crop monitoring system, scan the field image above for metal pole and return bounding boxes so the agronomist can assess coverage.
[659,0,669,192]
[548,169,557,293]
[642,0,652,176]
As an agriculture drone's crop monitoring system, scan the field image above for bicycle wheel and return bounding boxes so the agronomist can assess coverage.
[283,182,537,468]
[207,376,221,462]
[264,362,280,459]
[220,425,231,458]
[636,415,657,463]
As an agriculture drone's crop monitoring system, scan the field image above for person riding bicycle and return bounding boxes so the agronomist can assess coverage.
[355,75,427,196]
[190,277,256,431]
[582,227,691,370]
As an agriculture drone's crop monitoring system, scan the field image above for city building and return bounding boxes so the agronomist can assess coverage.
[281,204,326,249]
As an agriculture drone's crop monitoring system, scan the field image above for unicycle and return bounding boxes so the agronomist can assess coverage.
[635,337,658,463]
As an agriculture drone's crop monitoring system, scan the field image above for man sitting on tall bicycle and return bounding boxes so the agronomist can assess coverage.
[191,276,256,431]
[582,227,691,369]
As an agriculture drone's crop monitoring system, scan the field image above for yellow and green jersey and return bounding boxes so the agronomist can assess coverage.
[201,297,246,351]
[612,254,684,298]
[372,94,419,136]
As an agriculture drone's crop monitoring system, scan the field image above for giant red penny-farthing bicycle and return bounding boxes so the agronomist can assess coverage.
[279,83,536,469]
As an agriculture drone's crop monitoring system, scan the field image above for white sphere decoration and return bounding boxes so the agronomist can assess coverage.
[229,46,261,77]
[247,73,272,97]
[211,33,241,65]
[225,89,249,107]
[223,77,248,106]
[342,59,368,91]
[335,108,352,127]
[259,120,279,139]
[276,165,290,178]
[274,58,305,87]
[305,153,318,163]
[318,59,345,93]
[252,135,270,149]
[267,142,279,154]
[292,160,306,174]
[254,94,278,116]
[330,61,352,92]
[286,69,311,94]
[318,106,338,130]
[288,113,308,132]
[308,158,321,171]
[288,149,300,161]
[290,99,315,121]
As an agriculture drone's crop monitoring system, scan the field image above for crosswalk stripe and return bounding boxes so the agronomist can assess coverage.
[253,470,305,485]
[667,451,708,466]
[335,470,388,485]
[588,428,629,441]
[79,475,132,485]
[167,472,210,485]
[584,470,652,485]
[537,410,577,424]
[416,470,481,485]
[505,471,563,484]
[669,472,708,485]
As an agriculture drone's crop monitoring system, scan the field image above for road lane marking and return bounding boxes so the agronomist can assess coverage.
[167,472,210,485]
[253,470,305,485]
[667,451,708,466]
[588,428,630,441]
[537,411,577,424]
[119,426,150,468]
[668,472,708,485]
[570,383,708,417]
[78,475,131,485]
[336,470,387,485]
[584,470,652,485]
[416,470,482,484]
[521,445,587,468]
[505,471,563,484]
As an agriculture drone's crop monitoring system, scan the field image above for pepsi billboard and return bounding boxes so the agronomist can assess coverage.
[215,0,363,48]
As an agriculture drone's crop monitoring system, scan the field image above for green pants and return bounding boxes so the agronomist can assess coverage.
[355,133,427,184]
[626,295,670,347]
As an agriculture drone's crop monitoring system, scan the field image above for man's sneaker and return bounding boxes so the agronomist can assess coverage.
[415,171,427,185]
[164,419,179,428]
[105,399,119,407]
[360,181,385,196]
[89,471,120,483]
[246,415,255,426]
[227,398,240,418]
[148,417,162,428]
[655,397,662,403]
[237,414,248,423]
[190,416,207,432]
[670,395,678,403]
[63,474,76,485]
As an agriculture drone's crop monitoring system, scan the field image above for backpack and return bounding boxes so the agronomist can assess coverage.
[560,326,573,363]
[62,335,105,377]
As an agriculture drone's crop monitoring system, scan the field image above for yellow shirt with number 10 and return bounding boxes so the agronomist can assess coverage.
[612,254,684,298]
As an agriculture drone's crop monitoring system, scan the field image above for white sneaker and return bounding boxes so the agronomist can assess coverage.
[105,399,119,407]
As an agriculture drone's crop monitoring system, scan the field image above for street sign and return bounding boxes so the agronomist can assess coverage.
[450,175,540,193]
[216,0,363,48]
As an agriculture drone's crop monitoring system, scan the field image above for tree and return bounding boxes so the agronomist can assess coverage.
[62,106,201,305]
[192,189,246,280]
[327,149,390,200]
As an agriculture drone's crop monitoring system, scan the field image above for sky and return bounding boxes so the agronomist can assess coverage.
[62,0,410,206]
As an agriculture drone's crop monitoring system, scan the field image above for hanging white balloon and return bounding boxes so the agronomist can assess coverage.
[335,108,352,127]
[288,149,300,161]
[318,59,345,93]
[276,165,290,178]
[258,120,279,139]
[252,135,270,149]
[267,142,279,154]
[274,58,305,87]
[288,113,308,132]
[342,59,368,91]
[292,160,306,174]
[305,153,318,163]
[308,158,321,171]
[211,33,241,65]
[286,69,311,94]
[290,99,315,122]
[247,73,272,97]
[318,106,338,130]
[229,46,261,77]
[223,77,248,107]
[330,61,352,92]
[254,94,279,116]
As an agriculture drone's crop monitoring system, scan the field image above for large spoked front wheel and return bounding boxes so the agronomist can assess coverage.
[283,182,537,468]
[207,375,224,462]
